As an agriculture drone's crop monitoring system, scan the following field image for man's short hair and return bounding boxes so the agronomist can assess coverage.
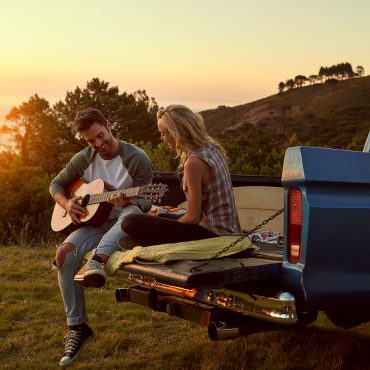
[74,108,107,132]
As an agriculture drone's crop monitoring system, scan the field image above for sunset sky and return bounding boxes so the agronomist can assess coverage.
[1,0,370,124]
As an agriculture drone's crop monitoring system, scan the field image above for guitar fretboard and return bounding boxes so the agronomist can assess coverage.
[87,187,140,205]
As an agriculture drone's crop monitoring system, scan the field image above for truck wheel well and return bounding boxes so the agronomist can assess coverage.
[326,311,369,329]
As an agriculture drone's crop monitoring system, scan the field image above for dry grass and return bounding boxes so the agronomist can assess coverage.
[2,245,370,370]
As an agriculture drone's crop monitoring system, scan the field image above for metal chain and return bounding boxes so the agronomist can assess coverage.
[190,208,284,272]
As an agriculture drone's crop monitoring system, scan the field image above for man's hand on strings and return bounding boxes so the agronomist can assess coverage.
[64,195,86,224]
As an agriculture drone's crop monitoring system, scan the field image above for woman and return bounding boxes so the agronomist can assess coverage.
[120,104,241,245]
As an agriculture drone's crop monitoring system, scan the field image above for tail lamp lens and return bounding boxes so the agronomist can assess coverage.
[288,189,302,263]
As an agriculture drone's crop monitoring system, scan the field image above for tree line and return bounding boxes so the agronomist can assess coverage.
[0,78,289,245]
[278,62,365,93]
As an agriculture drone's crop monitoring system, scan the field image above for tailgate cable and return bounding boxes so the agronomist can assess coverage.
[190,208,284,272]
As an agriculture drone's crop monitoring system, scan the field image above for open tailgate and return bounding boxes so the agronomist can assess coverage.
[120,256,282,288]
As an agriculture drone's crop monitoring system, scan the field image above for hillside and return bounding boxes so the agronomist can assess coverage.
[202,76,370,149]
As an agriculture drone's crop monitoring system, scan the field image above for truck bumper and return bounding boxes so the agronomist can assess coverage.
[116,274,298,339]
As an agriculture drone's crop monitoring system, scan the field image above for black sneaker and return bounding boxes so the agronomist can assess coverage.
[59,326,93,367]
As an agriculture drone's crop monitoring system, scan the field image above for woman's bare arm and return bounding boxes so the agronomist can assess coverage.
[178,156,210,224]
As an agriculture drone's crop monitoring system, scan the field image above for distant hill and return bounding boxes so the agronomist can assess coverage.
[201,76,370,149]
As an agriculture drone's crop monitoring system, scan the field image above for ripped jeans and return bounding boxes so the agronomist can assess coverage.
[55,205,142,326]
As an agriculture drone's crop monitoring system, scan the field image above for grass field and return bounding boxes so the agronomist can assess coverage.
[2,246,370,370]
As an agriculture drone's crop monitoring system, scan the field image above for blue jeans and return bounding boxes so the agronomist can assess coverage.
[55,205,142,326]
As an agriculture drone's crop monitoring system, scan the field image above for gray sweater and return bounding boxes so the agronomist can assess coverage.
[49,141,154,213]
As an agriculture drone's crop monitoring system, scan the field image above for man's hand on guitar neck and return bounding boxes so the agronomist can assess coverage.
[104,181,138,208]
[107,192,138,208]
[54,192,87,224]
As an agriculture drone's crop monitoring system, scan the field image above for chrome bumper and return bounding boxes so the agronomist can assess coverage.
[127,273,297,325]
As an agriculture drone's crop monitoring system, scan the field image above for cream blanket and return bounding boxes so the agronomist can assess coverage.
[85,236,256,277]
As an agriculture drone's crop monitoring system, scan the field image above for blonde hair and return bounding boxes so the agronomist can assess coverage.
[157,105,226,170]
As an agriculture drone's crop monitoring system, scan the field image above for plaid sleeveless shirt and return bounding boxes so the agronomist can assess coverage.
[187,144,241,235]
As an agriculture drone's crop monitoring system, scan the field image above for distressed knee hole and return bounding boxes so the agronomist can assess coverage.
[55,243,75,268]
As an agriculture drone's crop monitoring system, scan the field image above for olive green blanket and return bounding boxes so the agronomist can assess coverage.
[85,236,256,277]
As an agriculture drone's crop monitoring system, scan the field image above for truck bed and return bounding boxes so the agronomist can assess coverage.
[121,173,284,290]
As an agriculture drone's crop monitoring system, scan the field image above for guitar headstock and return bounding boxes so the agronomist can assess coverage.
[138,183,169,204]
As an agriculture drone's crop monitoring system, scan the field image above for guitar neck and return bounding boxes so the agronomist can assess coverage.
[87,187,140,205]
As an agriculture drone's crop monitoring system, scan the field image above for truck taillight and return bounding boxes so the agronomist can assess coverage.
[288,189,302,263]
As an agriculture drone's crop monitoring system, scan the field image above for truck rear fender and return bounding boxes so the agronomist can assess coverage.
[282,146,370,312]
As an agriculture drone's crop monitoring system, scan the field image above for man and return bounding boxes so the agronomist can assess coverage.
[50,108,153,367]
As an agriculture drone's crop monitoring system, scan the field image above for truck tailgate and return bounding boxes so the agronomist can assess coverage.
[121,256,282,288]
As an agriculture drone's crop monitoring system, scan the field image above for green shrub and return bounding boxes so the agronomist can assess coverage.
[0,156,55,246]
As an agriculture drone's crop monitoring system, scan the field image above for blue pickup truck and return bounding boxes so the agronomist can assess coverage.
[115,146,370,340]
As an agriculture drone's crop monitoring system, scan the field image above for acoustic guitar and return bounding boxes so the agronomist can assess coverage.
[51,178,168,234]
